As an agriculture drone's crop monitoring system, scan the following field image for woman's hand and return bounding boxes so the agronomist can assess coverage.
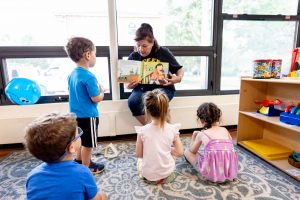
[163,72,182,86]
[127,80,139,89]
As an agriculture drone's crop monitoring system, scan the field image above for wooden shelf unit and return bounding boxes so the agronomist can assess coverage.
[237,78,300,181]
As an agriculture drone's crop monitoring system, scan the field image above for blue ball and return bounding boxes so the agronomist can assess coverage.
[5,78,41,105]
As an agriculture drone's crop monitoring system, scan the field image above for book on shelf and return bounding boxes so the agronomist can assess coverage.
[117,60,169,84]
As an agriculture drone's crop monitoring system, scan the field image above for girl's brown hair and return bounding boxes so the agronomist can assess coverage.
[135,23,159,50]
[197,102,222,129]
[143,89,169,128]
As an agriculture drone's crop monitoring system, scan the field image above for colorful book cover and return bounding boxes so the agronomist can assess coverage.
[117,60,169,85]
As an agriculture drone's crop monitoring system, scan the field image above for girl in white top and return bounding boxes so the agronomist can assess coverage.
[135,89,183,184]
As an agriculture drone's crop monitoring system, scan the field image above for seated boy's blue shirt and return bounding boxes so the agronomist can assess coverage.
[26,161,98,200]
[68,67,100,118]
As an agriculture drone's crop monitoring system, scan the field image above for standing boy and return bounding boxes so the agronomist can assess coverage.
[65,37,105,173]
[25,112,107,199]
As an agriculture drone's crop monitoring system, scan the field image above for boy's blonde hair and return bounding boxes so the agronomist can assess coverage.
[143,89,169,128]
[24,112,77,163]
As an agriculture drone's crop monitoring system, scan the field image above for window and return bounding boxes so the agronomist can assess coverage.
[0,0,111,104]
[1,1,300,105]
[117,0,215,98]
[5,57,110,96]
[218,1,300,92]
[120,56,211,93]
[0,0,109,46]
[116,0,213,46]
[221,20,296,90]
[222,0,298,15]
[175,56,209,90]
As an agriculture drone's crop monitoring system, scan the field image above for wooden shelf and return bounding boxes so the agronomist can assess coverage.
[238,78,300,182]
[239,111,300,133]
[239,142,300,181]
[241,77,300,85]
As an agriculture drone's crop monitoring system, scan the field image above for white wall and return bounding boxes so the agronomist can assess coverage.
[0,95,239,144]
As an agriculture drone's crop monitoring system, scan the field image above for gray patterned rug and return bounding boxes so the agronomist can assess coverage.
[1,137,300,200]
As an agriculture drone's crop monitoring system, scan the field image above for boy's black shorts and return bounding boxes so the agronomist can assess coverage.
[76,117,99,148]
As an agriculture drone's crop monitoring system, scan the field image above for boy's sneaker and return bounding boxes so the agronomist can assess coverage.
[74,159,82,164]
[89,161,105,174]
[74,159,105,174]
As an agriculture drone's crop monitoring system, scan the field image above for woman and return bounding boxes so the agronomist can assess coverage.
[127,23,184,125]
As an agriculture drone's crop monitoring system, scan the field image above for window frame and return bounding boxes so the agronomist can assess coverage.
[1,1,300,105]
[215,0,300,95]
[0,46,112,105]
[118,46,216,99]
[117,0,221,99]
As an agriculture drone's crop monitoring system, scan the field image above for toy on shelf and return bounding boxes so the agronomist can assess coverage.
[280,102,300,126]
[271,59,282,79]
[255,99,283,116]
[288,151,300,169]
[253,59,282,79]
[287,47,300,78]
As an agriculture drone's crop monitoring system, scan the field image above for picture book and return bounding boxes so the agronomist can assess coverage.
[117,60,169,84]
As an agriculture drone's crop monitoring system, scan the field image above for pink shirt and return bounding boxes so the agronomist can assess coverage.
[135,123,180,181]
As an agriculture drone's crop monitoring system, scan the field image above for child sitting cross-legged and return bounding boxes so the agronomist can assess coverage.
[25,112,107,200]
[184,102,238,183]
[135,88,184,184]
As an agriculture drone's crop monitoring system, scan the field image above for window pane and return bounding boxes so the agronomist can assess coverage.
[175,56,208,90]
[222,0,298,15]
[221,20,295,90]
[116,0,213,46]
[0,0,109,46]
[6,57,110,96]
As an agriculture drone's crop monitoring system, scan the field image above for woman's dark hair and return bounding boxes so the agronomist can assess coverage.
[196,102,222,129]
[135,23,159,50]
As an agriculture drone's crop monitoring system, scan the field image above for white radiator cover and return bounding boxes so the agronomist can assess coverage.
[0,95,239,144]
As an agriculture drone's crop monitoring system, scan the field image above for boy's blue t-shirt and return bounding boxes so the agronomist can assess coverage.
[68,67,100,117]
[26,161,98,200]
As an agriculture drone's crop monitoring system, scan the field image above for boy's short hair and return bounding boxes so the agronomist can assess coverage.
[25,112,77,163]
[65,37,95,63]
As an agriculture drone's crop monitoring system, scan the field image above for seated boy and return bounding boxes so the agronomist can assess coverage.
[25,112,107,200]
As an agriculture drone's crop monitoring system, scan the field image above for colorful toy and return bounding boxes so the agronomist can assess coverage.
[255,99,282,107]
[287,48,300,77]
[271,59,282,79]
[285,105,294,113]
[290,48,300,72]
[253,59,282,79]
[280,102,300,126]
[255,99,283,116]
[253,59,272,79]
[292,152,300,162]
[288,151,300,169]
[5,78,41,105]
[290,106,300,114]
